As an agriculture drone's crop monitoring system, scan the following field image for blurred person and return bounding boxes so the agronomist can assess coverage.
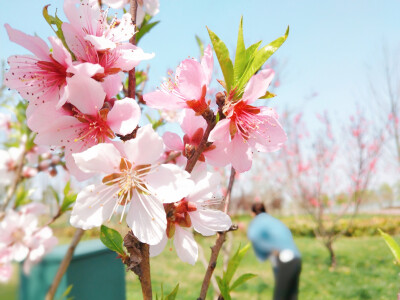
[247,203,301,300]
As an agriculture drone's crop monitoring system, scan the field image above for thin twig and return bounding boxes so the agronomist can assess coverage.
[0,145,28,215]
[198,167,236,300]
[128,0,138,100]
[45,228,85,300]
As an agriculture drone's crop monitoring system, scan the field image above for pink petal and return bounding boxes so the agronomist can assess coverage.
[123,125,164,164]
[102,0,127,9]
[242,69,275,105]
[188,170,221,203]
[144,90,187,110]
[149,234,168,257]
[5,24,49,61]
[229,134,252,173]
[203,142,230,167]
[85,35,116,51]
[126,192,167,245]
[102,73,123,99]
[107,98,140,135]
[106,13,135,43]
[73,143,121,174]
[62,23,91,61]
[146,164,194,203]
[190,210,232,236]
[181,109,206,137]
[201,45,213,86]
[67,62,104,77]
[163,132,184,151]
[113,44,154,71]
[70,183,119,230]
[65,153,93,181]
[174,226,198,265]
[48,36,72,67]
[208,119,230,142]
[175,59,205,100]
[67,75,106,115]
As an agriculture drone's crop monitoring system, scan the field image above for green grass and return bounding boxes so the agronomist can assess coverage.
[2,228,400,299]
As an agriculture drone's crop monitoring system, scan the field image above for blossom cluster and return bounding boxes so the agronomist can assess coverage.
[3,0,287,265]
[0,203,57,282]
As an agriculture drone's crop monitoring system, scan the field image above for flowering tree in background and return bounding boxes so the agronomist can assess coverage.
[0,0,290,299]
[261,109,383,267]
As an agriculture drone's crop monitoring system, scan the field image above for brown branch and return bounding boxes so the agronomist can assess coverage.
[45,228,85,300]
[123,231,152,299]
[198,167,236,300]
[127,0,138,100]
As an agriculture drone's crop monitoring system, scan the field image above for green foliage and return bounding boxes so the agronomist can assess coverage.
[14,185,32,208]
[156,283,179,300]
[136,14,160,44]
[60,181,77,213]
[43,5,75,60]
[195,35,205,58]
[378,229,400,265]
[56,284,74,300]
[146,113,165,130]
[216,243,257,299]
[136,70,148,86]
[206,27,234,92]
[207,18,289,98]
[100,225,126,256]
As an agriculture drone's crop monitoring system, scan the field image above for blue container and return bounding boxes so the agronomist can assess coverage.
[19,239,126,300]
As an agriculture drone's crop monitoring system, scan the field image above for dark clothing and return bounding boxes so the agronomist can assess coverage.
[247,213,301,300]
[273,256,302,300]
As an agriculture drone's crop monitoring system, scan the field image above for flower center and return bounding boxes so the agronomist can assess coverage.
[102,158,152,206]
[164,199,197,238]
[73,107,115,144]
[11,228,25,243]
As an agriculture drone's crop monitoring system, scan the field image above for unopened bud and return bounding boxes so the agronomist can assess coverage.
[51,156,61,165]
[216,92,226,107]
[49,168,58,177]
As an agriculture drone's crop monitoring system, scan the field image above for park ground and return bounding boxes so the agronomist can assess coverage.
[1,215,399,300]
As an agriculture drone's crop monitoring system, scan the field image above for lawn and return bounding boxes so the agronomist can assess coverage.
[2,224,399,299]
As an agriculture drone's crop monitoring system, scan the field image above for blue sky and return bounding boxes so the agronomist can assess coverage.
[1,0,400,122]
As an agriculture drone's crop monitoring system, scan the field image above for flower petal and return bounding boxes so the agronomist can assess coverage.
[107,98,141,135]
[149,234,168,257]
[126,192,166,245]
[175,59,205,101]
[208,119,230,143]
[146,164,194,203]
[242,69,274,105]
[190,210,232,236]
[143,90,187,110]
[123,124,164,164]
[163,132,183,151]
[5,24,49,61]
[73,143,121,174]
[70,183,118,230]
[174,226,198,265]
[67,75,106,115]
[229,134,252,173]
[201,45,213,86]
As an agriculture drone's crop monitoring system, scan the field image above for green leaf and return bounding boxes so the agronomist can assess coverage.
[56,284,73,300]
[195,35,205,58]
[136,20,160,44]
[43,5,75,60]
[236,26,289,93]
[136,70,148,86]
[100,225,126,256]
[259,91,276,99]
[233,17,246,84]
[224,243,251,285]
[216,276,231,300]
[207,27,234,92]
[165,283,179,300]
[14,186,32,208]
[230,273,257,291]
[378,228,400,264]
[60,194,77,213]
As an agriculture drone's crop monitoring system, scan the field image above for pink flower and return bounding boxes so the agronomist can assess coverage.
[163,109,229,167]
[150,165,231,264]
[0,205,58,275]
[0,146,24,186]
[70,125,194,245]
[4,24,73,107]
[144,45,213,115]
[27,75,140,180]
[102,0,160,25]
[209,69,287,172]
[0,249,12,283]
[62,0,153,74]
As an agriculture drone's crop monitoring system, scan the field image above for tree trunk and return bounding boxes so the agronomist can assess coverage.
[326,241,336,268]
